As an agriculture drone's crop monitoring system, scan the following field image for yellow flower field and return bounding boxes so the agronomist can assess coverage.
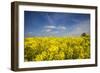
[24,35,90,61]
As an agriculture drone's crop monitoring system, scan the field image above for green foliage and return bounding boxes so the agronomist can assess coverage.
[24,35,90,61]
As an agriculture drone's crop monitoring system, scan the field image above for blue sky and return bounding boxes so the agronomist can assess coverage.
[24,11,90,37]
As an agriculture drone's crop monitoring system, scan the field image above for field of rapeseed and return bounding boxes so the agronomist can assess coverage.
[24,35,90,61]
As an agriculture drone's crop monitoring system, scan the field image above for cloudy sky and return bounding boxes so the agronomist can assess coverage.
[24,11,90,37]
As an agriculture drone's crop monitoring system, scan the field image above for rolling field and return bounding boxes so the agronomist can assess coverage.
[24,35,90,61]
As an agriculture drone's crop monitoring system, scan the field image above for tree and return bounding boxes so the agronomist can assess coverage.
[81,33,87,37]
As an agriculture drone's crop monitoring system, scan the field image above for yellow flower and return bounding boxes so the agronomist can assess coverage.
[48,45,59,52]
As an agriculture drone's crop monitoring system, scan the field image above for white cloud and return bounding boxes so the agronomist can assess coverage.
[44,25,66,30]
[45,29,52,32]
[42,19,90,36]
[44,25,56,29]
[46,14,55,25]
[43,25,67,36]
[57,26,66,30]
[69,20,90,36]
[28,32,33,34]
[52,31,59,34]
